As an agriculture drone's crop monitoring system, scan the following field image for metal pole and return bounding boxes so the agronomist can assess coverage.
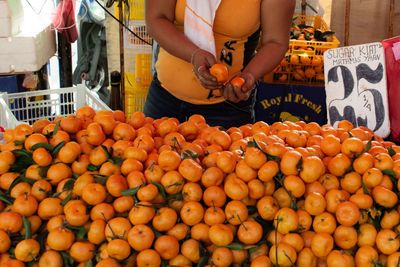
[344,0,351,46]
[118,0,125,112]
[301,0,307,16]
[389,0,395,37]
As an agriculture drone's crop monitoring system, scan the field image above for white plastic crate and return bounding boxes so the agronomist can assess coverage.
[0,84,110,129]
[124,20,153,54]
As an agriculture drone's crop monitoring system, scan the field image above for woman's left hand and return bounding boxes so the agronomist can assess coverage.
[222,72,255,103]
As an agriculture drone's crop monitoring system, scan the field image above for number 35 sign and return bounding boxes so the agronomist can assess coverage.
[324,42,390,138]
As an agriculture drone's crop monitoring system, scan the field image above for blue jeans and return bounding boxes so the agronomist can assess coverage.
[143,76,256,129]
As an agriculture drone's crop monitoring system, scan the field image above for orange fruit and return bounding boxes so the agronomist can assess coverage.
[90,203,115,221]
[327,153,352,177]
[182,182,203,202]
[297,247,317,267]
[355,245,379,267]
[96,258,121,267]
[0,230,11,253]
[326,250,355,267]
[81,183,107,205]
[376,229,400,255]
[311,232,334,258]
[273,207,299,234]
[169,254,192,266]
[69,242,95,262]
[47,227,75,251]
[106,239,131,261]
[88,220,106,245]
[235,159,257,182]
[14,239,40,262]
[341,171,362,193]
[280,150,302,175]
[372,185,398,208]
[180,201,204,226]
[179,158,203,182]
[154,235,180,260]
[362,167,383,188]
[204,207,226,226]
[217,151,238,174]
[224,175,249,201]
[178,239,201,264]
[269,243,297,267]
[258,160,279,182]
[208,223,234,247]
[46,163,72,185]
[335,201,360,226]
[104,217,132,241]
[38,250,63,267]
[201,166,224,188]
[231,76,245,88]
[283,175,305,198]
[212,247,233,267]
[304,192,326,216]
[256,196,279,221]
[136,249,161,267]
[203,185,226,207]
[313,212,337,234]
[237,220,263,245]
[386,252,400,267]
[37,198,63,220]
[248,178,265,199]
[333,225,358,249]
[152,207,178,232]
[12,194,38,217]
[210,63,229,83]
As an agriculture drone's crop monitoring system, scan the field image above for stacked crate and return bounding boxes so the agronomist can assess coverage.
[268,15,340,85]
[117,0,153,117]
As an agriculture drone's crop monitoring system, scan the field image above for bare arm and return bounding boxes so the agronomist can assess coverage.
[243,0,296,80]
[145,0,196,62]
[223,0,295,102]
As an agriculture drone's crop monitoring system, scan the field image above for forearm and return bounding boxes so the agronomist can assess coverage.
[147,18,198,63]
[243,41,288,81]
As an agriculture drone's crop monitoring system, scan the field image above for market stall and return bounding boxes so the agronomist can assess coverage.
[0,0,400,266]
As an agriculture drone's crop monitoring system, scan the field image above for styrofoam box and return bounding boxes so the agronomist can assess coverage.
[0,23,56,73]
[0,0,23,37]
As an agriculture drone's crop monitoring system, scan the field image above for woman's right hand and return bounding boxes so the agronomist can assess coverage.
[191,49,223,91]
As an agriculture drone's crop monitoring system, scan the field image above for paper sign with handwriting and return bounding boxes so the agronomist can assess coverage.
[324,42,390,138]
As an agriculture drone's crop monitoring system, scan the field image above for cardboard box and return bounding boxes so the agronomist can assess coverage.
[0,23,56,73]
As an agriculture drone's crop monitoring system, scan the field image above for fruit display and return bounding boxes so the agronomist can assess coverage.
[270,15,339,85]
[0,107,400,267]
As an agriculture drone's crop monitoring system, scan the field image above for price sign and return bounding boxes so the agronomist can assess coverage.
[324,42,390,138]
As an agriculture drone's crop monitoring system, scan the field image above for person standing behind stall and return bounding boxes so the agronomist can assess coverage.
[144,0,295,129]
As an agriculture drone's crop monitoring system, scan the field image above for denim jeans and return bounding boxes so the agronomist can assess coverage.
[143,76,256,129]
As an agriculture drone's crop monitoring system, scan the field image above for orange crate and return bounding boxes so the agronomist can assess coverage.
[270,15,340,85]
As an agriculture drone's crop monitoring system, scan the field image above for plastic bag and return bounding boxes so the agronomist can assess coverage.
[52,0,78,43]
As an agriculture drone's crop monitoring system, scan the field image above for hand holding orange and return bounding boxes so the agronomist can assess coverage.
[230,76,245,88]
[210,63,229,83]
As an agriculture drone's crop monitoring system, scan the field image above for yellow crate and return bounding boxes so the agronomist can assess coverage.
[270,15,340,85]
[115,0,145,20]
[135,53,152,86]
[271,54,325,85]
[124,72,149,117]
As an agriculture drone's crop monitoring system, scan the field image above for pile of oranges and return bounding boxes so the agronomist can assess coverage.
[272,54,325,84]
[0,106,400,267]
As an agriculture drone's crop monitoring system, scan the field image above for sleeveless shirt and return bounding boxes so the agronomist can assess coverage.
[155,0,261,105]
